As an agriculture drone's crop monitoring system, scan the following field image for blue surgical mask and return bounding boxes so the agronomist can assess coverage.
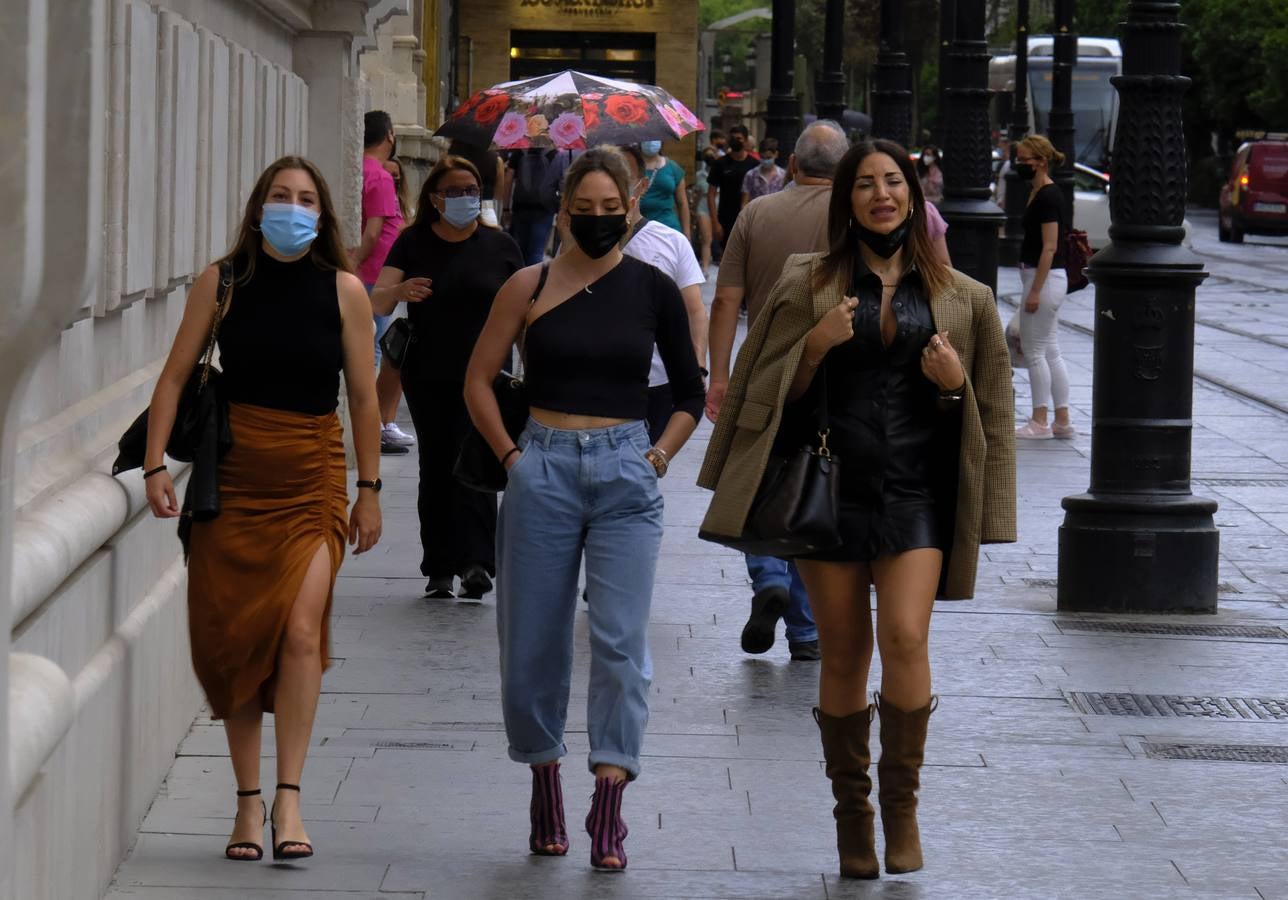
[260,203,319,256]
[641,140,662,157]
[440,195,481,228]
[760,156,777,170]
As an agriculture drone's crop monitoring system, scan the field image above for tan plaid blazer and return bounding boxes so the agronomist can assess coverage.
[697,253,1017,599]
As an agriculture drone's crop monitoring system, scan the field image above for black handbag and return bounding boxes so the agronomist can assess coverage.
[700,364,842,557]
[113,262,234,553]
[452,261,549,493]
[453,371,529,493]
[379,316,412,368]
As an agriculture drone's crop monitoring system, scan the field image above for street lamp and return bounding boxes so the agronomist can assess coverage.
[999,0,1030,267]
[871,0,912,149]
[814,0,846,123]
[1057,0,1218,613]
[764,0,799,153]
[938,0,1005,296]
[1049,0,1077,210]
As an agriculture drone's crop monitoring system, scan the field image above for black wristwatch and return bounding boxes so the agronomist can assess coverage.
[356,478,382,493]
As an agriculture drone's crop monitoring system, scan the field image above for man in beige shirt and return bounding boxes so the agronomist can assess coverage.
[704,119,849,662]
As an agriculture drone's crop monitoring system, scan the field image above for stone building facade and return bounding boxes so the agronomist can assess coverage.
[0,2,430,898]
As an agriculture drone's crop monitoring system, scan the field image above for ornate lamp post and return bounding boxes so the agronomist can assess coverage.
[765,0,799,153]
[814,0,846,123]
[1057,0,1218,613]
[1049,0,1077,209]
[939,0,1005,295]
[871,0,912,148]
[999,0,1030,267]
[936,0,956,147]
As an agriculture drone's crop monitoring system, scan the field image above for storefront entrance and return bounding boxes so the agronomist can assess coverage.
[509,30,656,83]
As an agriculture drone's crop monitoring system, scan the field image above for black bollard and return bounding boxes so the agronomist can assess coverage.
[1057,0,1219,613]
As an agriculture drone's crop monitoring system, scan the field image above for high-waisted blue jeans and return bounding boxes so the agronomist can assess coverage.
[496,419,663,779]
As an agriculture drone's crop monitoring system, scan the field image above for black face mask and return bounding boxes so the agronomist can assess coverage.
[568,213,627,259]
[729,137,745,153]
[853,211,914,259]
[1015,162,1037,180]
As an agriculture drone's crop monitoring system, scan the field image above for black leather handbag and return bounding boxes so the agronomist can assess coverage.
[114,262,234,553]
[379,317,412,368]
[453,261,549,493]
[700,365,842,557]
[453,371,529,493]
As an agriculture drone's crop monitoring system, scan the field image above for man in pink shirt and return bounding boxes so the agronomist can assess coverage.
[352,110,411,453]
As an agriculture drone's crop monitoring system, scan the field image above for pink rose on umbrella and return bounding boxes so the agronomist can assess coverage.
[658,104,684,134]
[494,111,529,148]
[548,112,586,149]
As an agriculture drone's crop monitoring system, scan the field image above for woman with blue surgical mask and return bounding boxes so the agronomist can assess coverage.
[143,156,383,862]
[371,155,524,601]
[638,140,691,237]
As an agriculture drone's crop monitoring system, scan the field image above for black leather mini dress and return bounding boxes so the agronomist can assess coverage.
[784,265,957,562]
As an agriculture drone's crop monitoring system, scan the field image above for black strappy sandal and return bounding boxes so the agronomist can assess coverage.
[224,788,266,861]
[270,783,315,861]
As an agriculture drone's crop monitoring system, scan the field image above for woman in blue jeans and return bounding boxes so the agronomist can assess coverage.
[465,147,704,870]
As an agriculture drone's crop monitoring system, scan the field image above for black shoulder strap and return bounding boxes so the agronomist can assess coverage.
[623,216,649,248]
[531,260,551,305]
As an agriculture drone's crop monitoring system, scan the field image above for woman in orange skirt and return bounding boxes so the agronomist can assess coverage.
[143,157,383,862]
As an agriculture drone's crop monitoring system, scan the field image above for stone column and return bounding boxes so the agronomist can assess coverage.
[939,0,1005,295]
[871,0,912,149]
[0,3,108,896]
[1057,0,1218,613]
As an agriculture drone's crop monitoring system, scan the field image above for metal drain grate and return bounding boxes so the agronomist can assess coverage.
[1142,742,1288,764]
[1194,478,1288,488]
[1056,621,1287,639]
[1068,693,1288,720]
[374,740,463,750]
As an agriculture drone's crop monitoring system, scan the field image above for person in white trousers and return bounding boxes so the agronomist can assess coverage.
[1013,135,1075,439]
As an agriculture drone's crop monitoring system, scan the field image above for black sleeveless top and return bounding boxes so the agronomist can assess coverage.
[218,249,344,416]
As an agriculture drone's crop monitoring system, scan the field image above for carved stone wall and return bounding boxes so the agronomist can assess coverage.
[3,4,397,899]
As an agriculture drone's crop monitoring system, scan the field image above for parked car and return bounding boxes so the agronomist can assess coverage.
[1072,162,1112,249]
[1219,139,1288,243]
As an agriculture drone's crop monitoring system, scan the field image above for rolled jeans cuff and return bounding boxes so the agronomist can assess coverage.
[508,741,567,768]
[587,749,641,781]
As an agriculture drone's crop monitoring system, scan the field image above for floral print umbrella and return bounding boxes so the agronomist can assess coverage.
[434,70,704,151]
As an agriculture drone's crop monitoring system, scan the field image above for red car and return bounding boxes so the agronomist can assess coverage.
[1219,138,1288,242]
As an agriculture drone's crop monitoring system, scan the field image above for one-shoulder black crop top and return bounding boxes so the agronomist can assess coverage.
[523,256,704,424]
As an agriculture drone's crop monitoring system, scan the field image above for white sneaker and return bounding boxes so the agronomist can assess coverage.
[382,423,415,446]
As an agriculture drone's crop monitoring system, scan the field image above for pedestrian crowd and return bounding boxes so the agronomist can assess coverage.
[137,103,1059,881]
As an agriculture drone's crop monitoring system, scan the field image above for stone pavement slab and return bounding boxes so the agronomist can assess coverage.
[107,259,1288,900]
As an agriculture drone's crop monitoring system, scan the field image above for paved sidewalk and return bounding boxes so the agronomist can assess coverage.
[107,268,1288,900]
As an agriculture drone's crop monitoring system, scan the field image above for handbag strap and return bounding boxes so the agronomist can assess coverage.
[815,358,831,456]
[197,262,234,390]
[516,260,550,370]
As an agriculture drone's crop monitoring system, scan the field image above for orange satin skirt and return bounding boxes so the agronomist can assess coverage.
[187,402,348,719]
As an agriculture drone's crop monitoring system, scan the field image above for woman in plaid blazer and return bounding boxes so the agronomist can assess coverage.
[698,141,1015,880]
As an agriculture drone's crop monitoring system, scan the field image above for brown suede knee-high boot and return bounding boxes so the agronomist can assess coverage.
[813,706,879,879]
[875,693,937,874]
